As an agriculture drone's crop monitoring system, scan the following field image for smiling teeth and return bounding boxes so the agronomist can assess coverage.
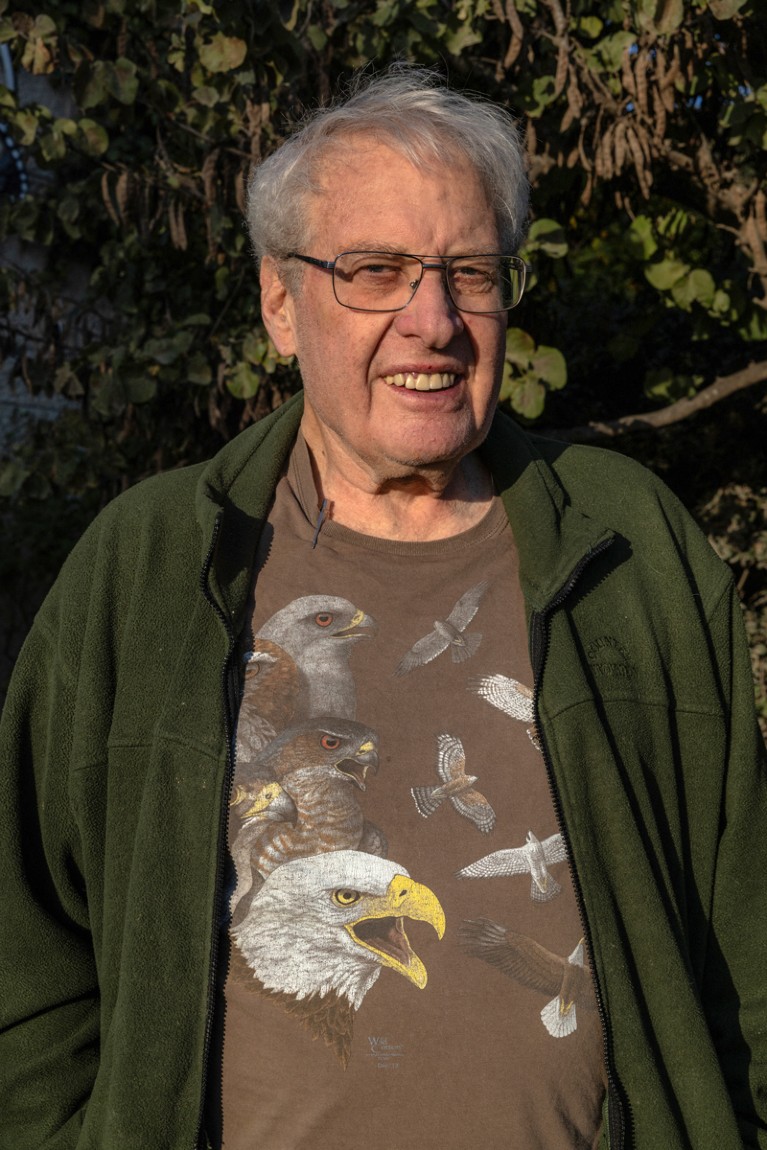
[386,372,456,391]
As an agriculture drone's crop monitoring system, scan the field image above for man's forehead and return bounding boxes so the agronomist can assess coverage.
[303,136,497,248]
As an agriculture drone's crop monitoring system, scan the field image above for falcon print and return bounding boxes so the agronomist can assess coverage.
[254,595,377,721]
[470,673,541,750]
[456,830,568,902]
[229,781,297,920]
[411,733,496,833]
[236,641,302,760]
[229,718,386,918]
[232,850,446,1066]
[395,580,489,676]
[459,918,597,1038]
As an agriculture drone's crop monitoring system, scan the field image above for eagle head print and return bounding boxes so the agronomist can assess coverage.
[232,851,446,1066]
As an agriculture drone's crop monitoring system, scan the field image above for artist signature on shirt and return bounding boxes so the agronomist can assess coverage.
[367,1036,404,1069]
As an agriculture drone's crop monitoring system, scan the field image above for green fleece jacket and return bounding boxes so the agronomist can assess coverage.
[1,395,765,1150]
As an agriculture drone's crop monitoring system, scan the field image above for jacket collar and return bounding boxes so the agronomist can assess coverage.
[481,412,615,612]
[195,393,614,628]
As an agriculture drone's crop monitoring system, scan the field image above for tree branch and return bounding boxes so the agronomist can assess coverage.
[544,360,767,442]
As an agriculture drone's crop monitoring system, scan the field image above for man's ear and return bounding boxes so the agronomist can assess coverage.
[260,256,298,357]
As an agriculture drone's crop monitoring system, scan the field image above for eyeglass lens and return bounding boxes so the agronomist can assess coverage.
[332,252,524,313]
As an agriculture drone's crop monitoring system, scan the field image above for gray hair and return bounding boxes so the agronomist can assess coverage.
[246,66,529,268]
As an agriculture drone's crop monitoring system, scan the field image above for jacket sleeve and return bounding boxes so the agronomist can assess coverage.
[701,580,767,1148]
[0,534,103,1150]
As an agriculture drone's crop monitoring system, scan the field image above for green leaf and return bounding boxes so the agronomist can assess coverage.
[143,331,194,364]
[78,118,109,155]
[15,108,38,146]
[655,0,684,32]
[531,345,567,389]
[510,376,547,420]
[525,218,568,258]
[645,257,689,291]
[198,33,247,73]
[644,368,696,402]
[708,0,746,17]
[242,331,267,364]
[594,31,635,73]
[636,0,684,33]
[125,374,157,403]
[227,361,261,398]
[192,85,221,107]
[670,268,715,310]
[505,327,535,367]
[0,461,31,498]
[32,14,57,36]
[578,16,603,37]
[187,353,212,385]
[108,57,139,104]
[628,216,658,261]
[306,24,327,50]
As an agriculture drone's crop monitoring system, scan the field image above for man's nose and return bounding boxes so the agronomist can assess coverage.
[394,263,464,345]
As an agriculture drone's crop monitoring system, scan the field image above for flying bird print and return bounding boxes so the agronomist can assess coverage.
[395,580,489,676]
[411,733,496,833]
[459,918,597,1038]
[470,673,541,750]
[456,830,568,902]
[232,850,446,1066]
[255,595,377,720]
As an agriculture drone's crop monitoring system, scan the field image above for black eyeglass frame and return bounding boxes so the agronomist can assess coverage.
[285,250,528,314]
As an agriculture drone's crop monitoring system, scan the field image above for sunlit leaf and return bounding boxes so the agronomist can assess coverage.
[77,118,109,155]
[531,345,567,389]
[645,258,689,291]
[506,327,535,367]
[227,362,261,398]
[198,34,247,74]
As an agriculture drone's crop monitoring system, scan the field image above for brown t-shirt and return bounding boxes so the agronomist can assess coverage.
[221,437,606,1149]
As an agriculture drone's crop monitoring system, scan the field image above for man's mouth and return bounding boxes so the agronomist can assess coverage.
[383,372,458,391]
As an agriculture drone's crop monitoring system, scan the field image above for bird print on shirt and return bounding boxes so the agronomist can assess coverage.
[232,850,446,1066]
[236,641,302,760]
[411,733,496,833]
[229,781,297,920]
[229,718,386,920]
[456,830,568,902]
[459,918,597,1037]
[469,673,541,750]
[255,595,377,721]
[395,581,489,675]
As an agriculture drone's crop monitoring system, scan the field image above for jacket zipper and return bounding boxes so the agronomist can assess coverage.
[529,537,631,1150]
[194,511,240,1150]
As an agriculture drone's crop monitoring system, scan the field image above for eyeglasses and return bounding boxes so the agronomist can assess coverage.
[285,250,527,314]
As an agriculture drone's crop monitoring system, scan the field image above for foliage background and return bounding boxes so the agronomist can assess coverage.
[0,0,765,731]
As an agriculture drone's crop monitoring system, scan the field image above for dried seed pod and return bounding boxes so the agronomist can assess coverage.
[115,171,130,225]
[614,119,628,174]
[168,199,187,251]
[201,149,219,208]
[554,40,568,97]
[101,172,119,228]
[635,48,649,116]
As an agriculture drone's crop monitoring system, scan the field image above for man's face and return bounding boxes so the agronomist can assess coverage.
[263,141,508,486]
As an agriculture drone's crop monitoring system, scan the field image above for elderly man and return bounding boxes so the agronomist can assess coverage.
[1,69,765,1150]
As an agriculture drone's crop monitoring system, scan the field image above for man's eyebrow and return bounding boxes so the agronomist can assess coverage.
[338,242,407,254]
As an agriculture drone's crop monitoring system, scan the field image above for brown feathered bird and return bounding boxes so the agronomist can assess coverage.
[459,918,596,1037]
[411,733,496,833]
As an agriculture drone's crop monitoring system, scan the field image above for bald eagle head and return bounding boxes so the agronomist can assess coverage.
[233,850,445,1010]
